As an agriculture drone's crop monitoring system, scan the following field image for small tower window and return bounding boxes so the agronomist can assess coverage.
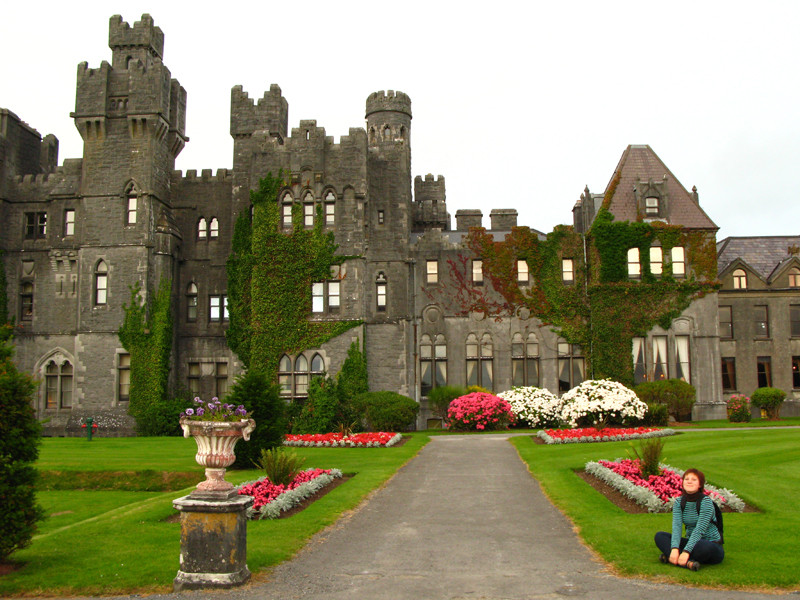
[645,197,659,216]
[64,209,76,236]
[20,282,33,321]
[324,191,336,226]
[95,261,108,305]
[376,272,387,312]
[187,283,198,322]
[125,186,138,225]
[383,125,392,140]
[198,218,207,239]
[732,268,747,289]
[209,218,219,238]
[304,193,315,228]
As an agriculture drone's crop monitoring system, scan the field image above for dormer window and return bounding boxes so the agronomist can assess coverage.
[645,197,659,216]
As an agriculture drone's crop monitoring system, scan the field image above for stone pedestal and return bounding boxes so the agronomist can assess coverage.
[172,494,253,591]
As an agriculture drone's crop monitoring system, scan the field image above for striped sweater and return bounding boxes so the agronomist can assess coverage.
[671,495,721,553]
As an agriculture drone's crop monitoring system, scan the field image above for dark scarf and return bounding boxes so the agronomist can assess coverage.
[681,468,706,504]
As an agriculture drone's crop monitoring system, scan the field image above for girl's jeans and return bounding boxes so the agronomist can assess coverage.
[655,531,724,564]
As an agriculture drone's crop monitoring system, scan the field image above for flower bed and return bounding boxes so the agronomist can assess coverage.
[585,458,744,513]
[537,426,675,444]
[283,432,402,447]
[238,468,343,519]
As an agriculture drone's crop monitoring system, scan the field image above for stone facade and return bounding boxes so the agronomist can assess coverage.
[3,13,779,436]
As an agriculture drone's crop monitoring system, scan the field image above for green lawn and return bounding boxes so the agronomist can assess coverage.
[1,435,428,596]
[511,428,800,590]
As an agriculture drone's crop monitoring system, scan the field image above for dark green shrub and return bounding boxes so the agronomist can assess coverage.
[751,387,786,420]
[254,448,306,486]
[0,328,45,561]
[635,379,696,422]
[643,402,669,426]
[230,371,286,469]
[353,391,419,431]
[427,385,466,419]
[336,341,368,405]
[293,376,343,434]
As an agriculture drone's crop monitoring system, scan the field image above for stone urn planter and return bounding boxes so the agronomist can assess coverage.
[180,418,255,497]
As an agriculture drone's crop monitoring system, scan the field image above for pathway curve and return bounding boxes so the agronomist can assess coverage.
[170,434,786,600]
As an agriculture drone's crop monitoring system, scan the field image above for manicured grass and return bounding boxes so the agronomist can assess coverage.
[1,435,428,596]
[670,416,800,428]
[511,429,800,590]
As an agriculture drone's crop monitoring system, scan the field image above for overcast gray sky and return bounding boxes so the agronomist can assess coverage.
[2,1,798,240]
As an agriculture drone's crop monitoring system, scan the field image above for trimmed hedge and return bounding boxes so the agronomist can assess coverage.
[751,387,786,420]
[634,379,696,422]
[353,391,419,432]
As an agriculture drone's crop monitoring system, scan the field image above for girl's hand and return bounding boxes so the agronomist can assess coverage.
[669,549,680,565]
[677,551,690,567]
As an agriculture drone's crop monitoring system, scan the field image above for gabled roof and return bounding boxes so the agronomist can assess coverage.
[717,235,800,280]
[602,145,717,229]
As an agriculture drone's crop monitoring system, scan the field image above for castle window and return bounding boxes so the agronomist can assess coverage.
[383,125,392,140]
[279,355,293,397]
[472,260,483,286]
[512,333,539,387]
[64,209,75,236]
[44,360,72,409]
[465,333,493,390]
[719,305,733,339]
[650,247,663,276]
[652,336,668,380]
[198,218,207,239]
[632,337,646,385]
[721,357,737,391]
[215,362,229,398]
[791,305,800,337]
[282,194,294,227]
[187,362,200,396]
[94,261,108,305]
[126,188,138,225]
[420,334,447,395]
[562,259,574,284]
[209,295,228,322]
[557,340,584,393]
[324,191,336,225]
[627,248,641,279]
[671,246,686,278]
[209,218,219,239]
[645,197,659,216]
[118,353,131,402]
[517,260,529,285]
[295,355,309,397]
[675,335,691,383]
[427,260,439,284]
[376,272,387,312]
[789,267,800,288]
[25,212,47,240]
[793,356,800,389]
[187,283,198,322]
[312,283,324,313]
[732,268,747,289]
[304,193,315,228]
[378,210,385,225]
[311,354,324,378]
[20,282,33,321]
[399,126,406,140]
[757,356,772,388]
[328,281,340,311]
[754,305,769,338]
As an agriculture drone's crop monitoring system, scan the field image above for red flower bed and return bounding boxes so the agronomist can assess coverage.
[284,432,402,447]
[238,468,331,511]
[538,426,672,444]
[597,459,726,504]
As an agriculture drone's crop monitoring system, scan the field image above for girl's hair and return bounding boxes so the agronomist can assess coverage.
[683,468,705,491]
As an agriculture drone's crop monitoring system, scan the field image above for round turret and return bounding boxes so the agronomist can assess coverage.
[366,90,411,146]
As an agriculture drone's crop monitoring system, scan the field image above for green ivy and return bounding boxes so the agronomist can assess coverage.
[0,250,8,326]
[118,279,175,435]
[226,173,361,379]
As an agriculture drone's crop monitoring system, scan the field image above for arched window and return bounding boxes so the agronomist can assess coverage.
[95,261,108,305]
[295,355,309,397]
[44,360,73,409]
[788,267,800,288]
[311,354,324,379]
[512,333,539,387]
[557,340,584,393]
[186,283,198,322]
[303,192,315,228]
[399,126,406,140]
[279,355,293,397]
[627,248,641,279]
[125,184,138,225]
[383,125,392,140]
[632,337,646,384]
[209,218,219,238]
[420,334,448,395]
[466,333,493,390]
[376,272,387,312]
[20,282,33,321]
[324,191,336,226]
[282,193,294,228]
[732,268,747,290]
[198,218,207,239]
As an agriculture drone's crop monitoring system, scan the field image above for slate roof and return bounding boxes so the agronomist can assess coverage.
[717,235,800,281]
[603,145,717,229]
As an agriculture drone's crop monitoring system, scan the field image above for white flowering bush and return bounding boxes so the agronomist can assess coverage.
[498,386,562,428]
[559,379,647,429]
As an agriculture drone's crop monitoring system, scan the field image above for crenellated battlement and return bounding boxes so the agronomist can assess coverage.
[230,84,288,141]
[109,14,164,60]
[171,168,232,183]
[365,90,412,118]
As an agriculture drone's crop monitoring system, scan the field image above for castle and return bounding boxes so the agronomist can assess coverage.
[1,15,798,435]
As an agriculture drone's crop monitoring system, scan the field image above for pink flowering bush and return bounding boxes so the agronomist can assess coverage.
[447,392,515,431]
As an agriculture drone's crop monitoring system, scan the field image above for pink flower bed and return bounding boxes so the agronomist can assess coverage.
[447,392,515,431]
[538,426,673,444]
[598,459,726,504]
[238,468,331,511]
[283,432,402,447]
